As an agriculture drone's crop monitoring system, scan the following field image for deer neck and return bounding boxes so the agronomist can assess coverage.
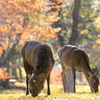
[81,63,94,79]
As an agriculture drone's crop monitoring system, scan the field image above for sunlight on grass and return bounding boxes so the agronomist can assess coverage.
[0,84,100,100]
[0,92,100,100]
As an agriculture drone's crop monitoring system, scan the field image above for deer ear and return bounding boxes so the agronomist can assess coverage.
[87,71,93,78]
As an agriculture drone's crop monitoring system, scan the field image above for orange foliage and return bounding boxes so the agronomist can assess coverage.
[45,0,63,16]
[0,0,61,45]
[0,47,3,56]
[0,68,9,81]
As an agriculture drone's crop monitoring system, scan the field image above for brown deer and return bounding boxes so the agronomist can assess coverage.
[21,40,55,97]
[58,45,99,93]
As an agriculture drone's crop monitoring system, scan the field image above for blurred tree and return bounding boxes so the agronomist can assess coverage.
[49,0,81,47]
[50,0,100,70]
[79,0,100,44]
[49,0,100,88]
[50,0,100,46]
[49,0,81,92]
[0,0,59,67]
[0,0,60,87]
[68,0,81,45]
[49,0,66,47]
[79,0,100,72]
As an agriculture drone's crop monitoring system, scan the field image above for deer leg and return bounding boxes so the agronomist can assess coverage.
[64,68,74,93]
[61,71,70,92]
[23,60,30,95]
[61,72,66,92]
[26,75,29,95]
[62,66,72,93]
[71,69,76,92]
[47,74,50,95]
[60,62,70,92]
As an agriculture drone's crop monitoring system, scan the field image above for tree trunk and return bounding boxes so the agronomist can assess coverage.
[57,30,65,46]
[68,0,81,45]
[0,33,22,68]
[65,0,81,92]
[12,67,18,80]
[49,0,65,46]
[18,66,23,81]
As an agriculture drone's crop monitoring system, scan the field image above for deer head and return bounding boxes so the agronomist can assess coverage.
[27,73,45,97]
[87,72,99,93]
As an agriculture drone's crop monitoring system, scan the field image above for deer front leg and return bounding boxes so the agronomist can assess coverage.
[61,72,66,92]
[47,74,50,95]
[23,60,29,95]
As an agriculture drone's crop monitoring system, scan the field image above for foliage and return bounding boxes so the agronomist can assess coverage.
[51,0,100,45]
[51,0,100,72]
[0,68,9,81]
[79,0,100,43]
[0,46,3,56]
[78,0,100,72]
[0,0,60,45]
[0,0,61,72]
[0,0,61,53]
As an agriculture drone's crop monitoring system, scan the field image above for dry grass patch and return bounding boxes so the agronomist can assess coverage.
[0,83,100,100]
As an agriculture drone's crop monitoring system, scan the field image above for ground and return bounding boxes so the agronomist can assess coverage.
[0,82,100,100]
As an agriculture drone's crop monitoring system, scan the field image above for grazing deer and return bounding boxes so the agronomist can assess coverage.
[58,45,99,93]
[21,40,55,97]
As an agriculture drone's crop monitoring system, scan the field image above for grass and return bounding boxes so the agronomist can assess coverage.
[0,82,100,100]
[0,92,100,100]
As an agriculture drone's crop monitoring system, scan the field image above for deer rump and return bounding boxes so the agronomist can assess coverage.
[58,45,99,93]
[21,40,55,97]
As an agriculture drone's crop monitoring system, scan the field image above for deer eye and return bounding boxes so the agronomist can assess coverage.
[33,80,36,83]
[94,83,96,85]
[87,75,90,77]
[35,86,38,89]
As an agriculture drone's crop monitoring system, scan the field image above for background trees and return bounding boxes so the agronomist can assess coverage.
[0,0,100,88]
[50,0,100,70]
[0,0,60,87]
[0,0,60,66]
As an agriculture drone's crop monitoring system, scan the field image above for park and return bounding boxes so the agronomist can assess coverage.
[0,0,100,100]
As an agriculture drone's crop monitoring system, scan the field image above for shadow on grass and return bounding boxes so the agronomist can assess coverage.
[0,83,26,94]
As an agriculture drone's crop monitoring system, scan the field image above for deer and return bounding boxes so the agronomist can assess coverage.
[58,45,99,93]
[21,40,55,97]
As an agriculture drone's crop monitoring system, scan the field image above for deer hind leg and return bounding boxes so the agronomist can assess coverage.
[61,65,72,93]
[64,68,75,93]
[61,64,75,93]
[71,68,76,92]
[47,74,50,95]
[61,71,70,92]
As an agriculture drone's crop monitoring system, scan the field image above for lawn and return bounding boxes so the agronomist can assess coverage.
[0,82,100,100]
